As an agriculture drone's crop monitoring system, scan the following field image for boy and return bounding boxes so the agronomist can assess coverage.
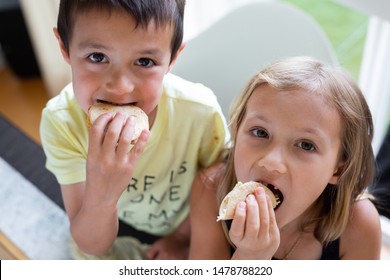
[40,0,227,259]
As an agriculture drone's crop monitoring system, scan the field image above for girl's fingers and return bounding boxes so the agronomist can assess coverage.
[229,201,246,242]
[230,188,272,242]
[266,195,279,237]
[244,193,261,237]
[255,187,271,237]
[229,188,279,258]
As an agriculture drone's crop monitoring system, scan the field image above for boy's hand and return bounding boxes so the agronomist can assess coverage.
[84,112,149,207]
[146,233,189,260]
[229,187,280,260]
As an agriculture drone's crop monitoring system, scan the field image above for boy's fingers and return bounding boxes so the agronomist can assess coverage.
[128,129,149,160]
[101,113,126,151]
[88,112,113,151]
[116,116,136,155]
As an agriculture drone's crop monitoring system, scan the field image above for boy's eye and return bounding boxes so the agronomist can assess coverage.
[136,58,155,67]
[298,141,315,151]
[251,128,268,138]
[88,53,108,63]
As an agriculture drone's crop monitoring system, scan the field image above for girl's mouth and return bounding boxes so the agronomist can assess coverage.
[262,183,284,209]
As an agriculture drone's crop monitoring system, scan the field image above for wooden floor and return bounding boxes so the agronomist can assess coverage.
[0,232,28,260]
[1,64,390,260]
[0,65,49,144]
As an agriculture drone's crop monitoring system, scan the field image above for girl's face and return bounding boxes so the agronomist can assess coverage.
[234,84,343,229]
[57,9,177,128]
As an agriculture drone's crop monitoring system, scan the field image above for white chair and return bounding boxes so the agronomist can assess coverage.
[171,1,338,118]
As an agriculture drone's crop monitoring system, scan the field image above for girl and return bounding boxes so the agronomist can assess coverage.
[189,56,382,260]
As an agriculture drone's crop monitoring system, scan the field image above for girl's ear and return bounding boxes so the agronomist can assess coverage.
[168,43,185,72]
[329,161,345,185]
[53,27,70,64]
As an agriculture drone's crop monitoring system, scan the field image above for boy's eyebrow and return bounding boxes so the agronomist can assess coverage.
[78,41,108,50]
[137,48,165,58]
[77,41,165,58]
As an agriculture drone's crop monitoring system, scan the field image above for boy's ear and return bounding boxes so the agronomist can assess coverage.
[168,43,186,72]
[53,27,70,64]
[329,161,345,185]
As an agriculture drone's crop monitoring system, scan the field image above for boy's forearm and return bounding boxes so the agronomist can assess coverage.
[70,203,119,256]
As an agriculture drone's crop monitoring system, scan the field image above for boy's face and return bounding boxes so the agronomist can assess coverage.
[57,9,177,127]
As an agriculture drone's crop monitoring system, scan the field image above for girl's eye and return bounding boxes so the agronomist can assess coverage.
[298,141,316,151]
[136,58,155,67]
[251,128,268,138]
[88,53,108,63]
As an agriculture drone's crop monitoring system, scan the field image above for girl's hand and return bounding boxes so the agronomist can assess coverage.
[84,112,149,208]
[229,187,280,259]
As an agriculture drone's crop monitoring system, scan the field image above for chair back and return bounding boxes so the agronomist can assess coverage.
[172,1,338,118]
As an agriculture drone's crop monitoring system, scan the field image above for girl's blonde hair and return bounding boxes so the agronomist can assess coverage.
[219,56,375,243]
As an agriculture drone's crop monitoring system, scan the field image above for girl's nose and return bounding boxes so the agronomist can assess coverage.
[257,146,287,174]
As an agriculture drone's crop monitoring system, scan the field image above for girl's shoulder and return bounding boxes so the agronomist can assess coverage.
[195,162,226,191]
[190,163,225,208]
[340,198,382,259]
[349,198,381,232]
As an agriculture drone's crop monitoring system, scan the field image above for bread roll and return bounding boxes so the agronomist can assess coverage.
[217,181,277,221]
[87,103,149,143]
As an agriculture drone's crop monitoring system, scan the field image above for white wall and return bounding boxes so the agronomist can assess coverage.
[20,0,71,98]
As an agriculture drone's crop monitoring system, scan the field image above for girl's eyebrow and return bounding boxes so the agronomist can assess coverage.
[246,112,329,142]
[300,127,328,141]
[245,112,270,123]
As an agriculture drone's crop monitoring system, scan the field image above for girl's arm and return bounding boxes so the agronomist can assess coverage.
[189,167,231,259]
[340,199,382,259]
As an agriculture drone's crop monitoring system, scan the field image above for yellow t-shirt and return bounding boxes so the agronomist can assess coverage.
[40,73,228,236]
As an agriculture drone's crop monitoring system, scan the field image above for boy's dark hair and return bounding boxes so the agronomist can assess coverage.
[57,0,185,62]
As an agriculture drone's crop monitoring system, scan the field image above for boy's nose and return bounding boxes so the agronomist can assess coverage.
[105,69,135,96]
[257,146,287,175]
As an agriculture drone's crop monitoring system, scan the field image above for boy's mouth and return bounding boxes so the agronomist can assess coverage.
[96,99,136,106]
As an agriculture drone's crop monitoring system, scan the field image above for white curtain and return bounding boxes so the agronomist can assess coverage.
[332,1,390,154]
[359,17,390,154]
